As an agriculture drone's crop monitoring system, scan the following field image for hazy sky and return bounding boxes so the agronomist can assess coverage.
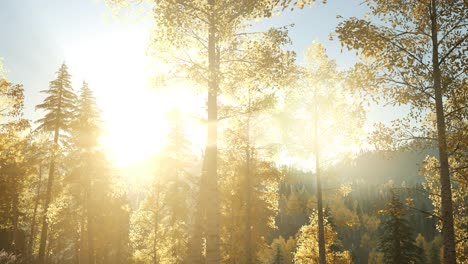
[0,0,406,164]
[1,0,372,115]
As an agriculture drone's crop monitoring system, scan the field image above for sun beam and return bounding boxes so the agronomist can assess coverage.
[62,26,205,168]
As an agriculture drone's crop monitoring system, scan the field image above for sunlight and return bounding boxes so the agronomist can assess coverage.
[63,27,205,168]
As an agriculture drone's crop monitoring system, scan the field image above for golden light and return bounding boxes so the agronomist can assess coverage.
[63,25,206,168]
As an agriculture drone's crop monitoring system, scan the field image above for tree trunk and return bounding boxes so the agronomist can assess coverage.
[38,85,62,264]
[205,0,220,263]
[28,166,43,261]
[153,176,161,264]
[11,173,20,252]
[86,174,95,264]
[80,202,86,264]
[38,128,59,264]
[314,107,326,264]
[430,1,456,263]
[245,114,252,264]
[187,157,207,264]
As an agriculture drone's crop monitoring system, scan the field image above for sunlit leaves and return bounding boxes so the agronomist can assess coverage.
[281,41,365,167]
[294,210,352,264]
[0,79,24,120]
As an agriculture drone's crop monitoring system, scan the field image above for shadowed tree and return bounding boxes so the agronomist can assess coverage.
[377,191,423,264]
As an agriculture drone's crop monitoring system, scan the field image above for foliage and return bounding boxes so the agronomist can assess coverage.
[131,112,196,264]
[336,1,466,262]
[422,156,468,262]
[35,63,77,134]
[377,191,423,264]
[0,79,24,120]
[294,210,352,264]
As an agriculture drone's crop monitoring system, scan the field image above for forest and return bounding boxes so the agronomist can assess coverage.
[0,0,466,263]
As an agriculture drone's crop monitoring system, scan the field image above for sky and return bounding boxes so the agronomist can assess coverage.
[0,0,407,168]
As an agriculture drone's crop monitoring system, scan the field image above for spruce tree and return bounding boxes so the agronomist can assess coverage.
[35,63,76,263]
[272,244,283,264]
[70,81,101,264]
[378,191,423,264]
[72,81,100,148]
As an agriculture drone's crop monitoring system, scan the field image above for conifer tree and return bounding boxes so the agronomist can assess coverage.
[336,1,467,261]
[35,63,76,264]
[272,244,284,264]
[70,81,101,264]
[377,191,423,264]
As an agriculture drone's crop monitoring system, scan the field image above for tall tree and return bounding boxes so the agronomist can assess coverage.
[336,1,467,262]
[35,63,76,264]
[377,191,423,264]
[106,1,293,262]
[220,27,294,264]
[131,110,196,264]
[281,42,364,264]
[70,81,101,264]
[0,70,30,259]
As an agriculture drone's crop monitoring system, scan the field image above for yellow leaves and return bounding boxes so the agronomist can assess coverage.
[338,183,352,197]
[294,210,352,264]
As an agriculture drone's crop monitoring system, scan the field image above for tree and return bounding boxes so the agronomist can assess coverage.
[35,63,77,263]
[69,81,101,264]
[258,236,296,264]
[422,155,468,262]
[377,191,423,264]
[294,210,352,264]
[131,111,196,264]
[272,244,284,264]
[0,68,30,259]
[336,1,467,262]
[0,79,24,121]
[281,42,364,264]
[105,1,298,261]
[218,27,294,263]
[0,120,30,255]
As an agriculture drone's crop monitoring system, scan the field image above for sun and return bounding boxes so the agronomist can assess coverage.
[99,89,170,167]
[62,26,206,168]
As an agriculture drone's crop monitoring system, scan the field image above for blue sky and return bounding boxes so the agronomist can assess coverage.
[0,0,363,109]
[0,0,404,138]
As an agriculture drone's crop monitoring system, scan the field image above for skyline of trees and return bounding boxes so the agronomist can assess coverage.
[1,0,466,263]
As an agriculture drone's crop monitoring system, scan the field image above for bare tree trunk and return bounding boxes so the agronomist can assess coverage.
[86,175,95,264]
[430,1,456,263]
[245,113,252,264]
[80,203,86,264]
[205,0,220,263]
[153,175,161,264]
[314,107,326,264]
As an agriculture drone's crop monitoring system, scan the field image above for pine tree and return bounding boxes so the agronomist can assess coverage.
[72,81,100,148]
[35,63,76,264]
[378,191,423,264]
[131,110,195,264]
[272,244,284,264]
[336,1,467,261]
[70,81,101,264]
